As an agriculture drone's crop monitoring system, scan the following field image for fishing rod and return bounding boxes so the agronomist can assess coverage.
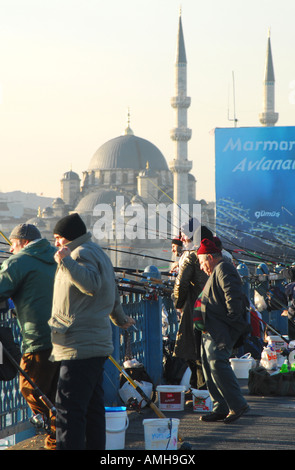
[116,277,173,295]
[115,268,175,286]
[114,267,177,279]
[108,355,192,449]
[104,246,174,264]
[1,341,56,415]
[116,277,173,300]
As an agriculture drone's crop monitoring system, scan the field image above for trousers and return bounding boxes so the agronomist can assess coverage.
[201,332,248,414]
[19,348,60,419]
[55,356,106,450]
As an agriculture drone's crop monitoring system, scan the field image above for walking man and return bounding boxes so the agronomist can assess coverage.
[197,238,250,423]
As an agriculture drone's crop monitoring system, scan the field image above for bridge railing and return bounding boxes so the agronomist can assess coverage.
[0,261,289,442]
[0,291,177,441]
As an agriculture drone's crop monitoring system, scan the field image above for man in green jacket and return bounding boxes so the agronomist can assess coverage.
[0,223,59,449]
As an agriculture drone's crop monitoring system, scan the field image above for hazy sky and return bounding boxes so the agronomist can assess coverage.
[1,0,295,202]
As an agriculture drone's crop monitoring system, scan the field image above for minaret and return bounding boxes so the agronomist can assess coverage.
[169,11,192,236]
[259,29,279,126]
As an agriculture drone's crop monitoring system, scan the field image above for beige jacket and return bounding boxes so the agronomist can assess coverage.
[49,232,128,361]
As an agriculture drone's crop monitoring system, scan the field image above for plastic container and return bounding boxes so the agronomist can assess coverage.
[156,385,186,411]
[230,353,253,379]
[105,406,129,450]
[267,336,287,354]
[180,367,192,391]
[143,418,179,450]
[191,389,213,413]
[119,380,153,408]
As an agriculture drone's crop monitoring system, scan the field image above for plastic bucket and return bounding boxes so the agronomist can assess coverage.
[143,418,179,450]
[156,385,186,411]
[191,389,213,413]
[105,406,129,450]
[230,353,253,379]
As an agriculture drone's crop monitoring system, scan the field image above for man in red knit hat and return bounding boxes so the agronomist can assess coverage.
[196,238,250,423]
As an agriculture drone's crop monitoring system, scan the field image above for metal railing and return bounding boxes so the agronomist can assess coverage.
[0,291,175,440]
[0,261,289,441]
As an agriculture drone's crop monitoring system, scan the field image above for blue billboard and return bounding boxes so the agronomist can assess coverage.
[215,126,295,262]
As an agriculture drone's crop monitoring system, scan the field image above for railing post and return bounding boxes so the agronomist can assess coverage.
[143,296,163,386]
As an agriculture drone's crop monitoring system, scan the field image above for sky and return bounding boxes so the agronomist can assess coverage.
[0,0,295,202]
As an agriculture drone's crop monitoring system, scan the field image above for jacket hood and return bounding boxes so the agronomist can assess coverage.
[19,238,56,265]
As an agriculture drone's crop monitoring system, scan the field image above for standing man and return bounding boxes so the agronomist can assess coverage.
[197,238,250,423]
[170,237,183,275]
[49,213,135,450]
[0,223,59,449]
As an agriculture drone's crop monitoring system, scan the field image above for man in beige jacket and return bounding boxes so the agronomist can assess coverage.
[49,213,135,450]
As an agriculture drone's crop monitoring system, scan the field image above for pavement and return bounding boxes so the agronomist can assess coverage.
[6,378,295,454]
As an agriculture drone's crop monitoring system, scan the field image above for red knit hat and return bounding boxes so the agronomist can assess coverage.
[197,238,222,255]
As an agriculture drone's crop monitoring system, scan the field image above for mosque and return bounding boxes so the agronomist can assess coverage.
[25,15,276,270]
[23,12,211,270]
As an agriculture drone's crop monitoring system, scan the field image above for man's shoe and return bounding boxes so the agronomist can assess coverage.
[199,412,227,422]
[223,405,250,424]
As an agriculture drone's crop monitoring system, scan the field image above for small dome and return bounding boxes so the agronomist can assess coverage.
[138,161,157,178]
[52,197,65,207]
[62,170,80,181]
[26,217,46,228]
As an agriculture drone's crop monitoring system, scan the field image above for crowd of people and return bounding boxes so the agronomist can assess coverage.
[0,211,277,449]
[170,220,250,423]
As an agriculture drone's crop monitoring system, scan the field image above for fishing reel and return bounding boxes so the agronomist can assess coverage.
[29,413,50,431]
[125,397,143,414]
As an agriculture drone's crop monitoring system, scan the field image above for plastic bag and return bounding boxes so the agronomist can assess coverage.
[260,346,277,370]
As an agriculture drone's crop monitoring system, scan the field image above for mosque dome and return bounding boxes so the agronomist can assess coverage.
[75,189,131,213]
[88,132,168,172]
[52,197,65,207]
[26,217,46,228]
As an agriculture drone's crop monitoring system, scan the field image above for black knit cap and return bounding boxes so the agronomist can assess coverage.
[53,213,86,241]
[172,238,183,247]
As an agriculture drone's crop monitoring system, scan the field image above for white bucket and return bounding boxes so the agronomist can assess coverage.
[230,353,253,379]
[191,389,213,413]
[119,380,153,408]
[143,418,179,450]
[156,385,186,411]
[105,406,129,450]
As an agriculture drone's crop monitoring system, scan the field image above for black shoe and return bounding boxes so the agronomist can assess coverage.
[199,412,228,422]
[223,405,250,424]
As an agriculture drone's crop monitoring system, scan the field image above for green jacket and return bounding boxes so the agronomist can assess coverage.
[49,232,128,361]
[0,239,56,353]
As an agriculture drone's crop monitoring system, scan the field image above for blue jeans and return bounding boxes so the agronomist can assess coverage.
[55,356,106,450]
[201,332,248,414]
